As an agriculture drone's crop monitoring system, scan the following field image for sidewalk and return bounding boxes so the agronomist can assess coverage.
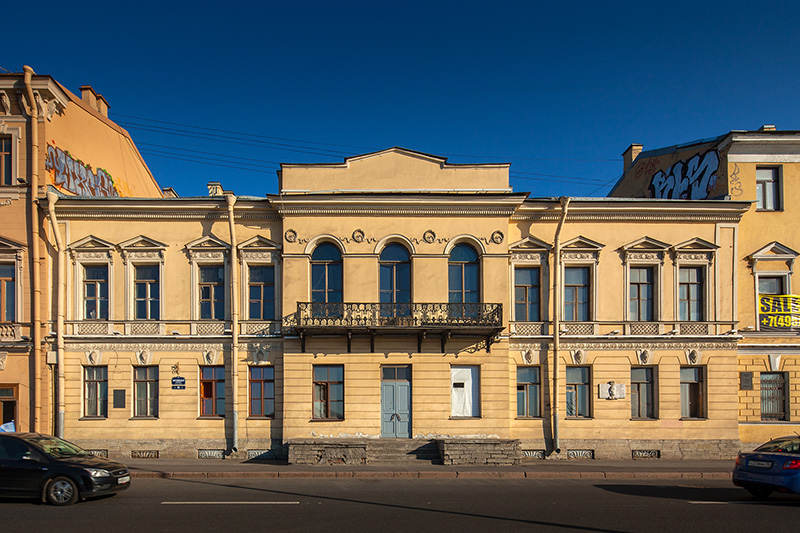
[122,458,735,480]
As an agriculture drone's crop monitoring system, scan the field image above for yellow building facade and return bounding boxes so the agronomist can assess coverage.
[0,67,161,435]
[50,147,751,462]
[610,127,800,448]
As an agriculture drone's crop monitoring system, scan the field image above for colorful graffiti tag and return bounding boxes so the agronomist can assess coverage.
[45,144,119,197]
[649,150,719,200]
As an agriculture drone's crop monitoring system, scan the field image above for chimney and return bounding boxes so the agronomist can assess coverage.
[96,94,110,117]
[759,124,776,131]
[622,143,643,174]
[80,85,98,111]
[207,181,223,196]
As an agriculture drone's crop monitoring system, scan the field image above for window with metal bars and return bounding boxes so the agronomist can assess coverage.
[760,372,789,421]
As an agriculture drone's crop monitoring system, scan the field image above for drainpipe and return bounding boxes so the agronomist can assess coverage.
[23,66,43,432]
[226,195,239,453]
[551,196,570,455]
[46,191,66,438]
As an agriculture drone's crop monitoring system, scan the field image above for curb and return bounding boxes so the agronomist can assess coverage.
[129,471,732,480]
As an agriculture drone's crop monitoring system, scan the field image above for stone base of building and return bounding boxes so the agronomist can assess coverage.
[70,438,285,461]
[438,439,521,465]
[517,438,742,460]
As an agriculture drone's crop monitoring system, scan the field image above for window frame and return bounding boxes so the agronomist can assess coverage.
[0,263,16,323]
[565,366,591,418]
[563,266,592,322]
[198,264,226,320]
[628,266,656,322]
[680,366,706,419]
[630,366,657,419]
[249,365,276,418]
[756,166,781,211]
[120,237,166,323]
[448,243,481,306]
[0,383,18,427]
[516,366,541,418]
[379,243,412,305]
[760,371,789,421]
[133,264,161,321]
[199,365,226,418]
[756,273,790,332]
[310,242,343,318]
[0,128,20,187]
[83,366,108,418]
[514,266,541,322]
[678,266,706,322]
[245,264,276,321]
[312,364,344,420]
[133,365,159,418]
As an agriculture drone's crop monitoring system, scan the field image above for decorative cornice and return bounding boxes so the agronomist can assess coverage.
[510,340,737,350]
[67,341,283,352]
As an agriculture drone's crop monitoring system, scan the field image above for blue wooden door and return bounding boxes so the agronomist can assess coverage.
[381,366,411,438]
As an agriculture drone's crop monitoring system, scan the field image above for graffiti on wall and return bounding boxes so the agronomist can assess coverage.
[649,150,719,200]
[45,144,120,197]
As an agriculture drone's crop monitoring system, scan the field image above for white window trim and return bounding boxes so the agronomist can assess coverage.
[0,125,21,188]
[0,237,24,326]
[560,261,597,322]
[241,253,280,321]
[674,262,711,322]
[624,257,663,322]
[119,237,167,324]
[186,237,231,321]
[755,166,782,211]
[510,247,549,323]
[69,237,115,321]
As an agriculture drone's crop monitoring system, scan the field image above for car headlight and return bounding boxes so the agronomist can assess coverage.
[85,468,111,478]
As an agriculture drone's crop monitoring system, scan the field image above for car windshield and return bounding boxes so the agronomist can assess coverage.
[19,435,92,458]
[755,438,800,453]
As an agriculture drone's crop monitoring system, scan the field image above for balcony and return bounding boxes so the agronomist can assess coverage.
[295,302,504,353]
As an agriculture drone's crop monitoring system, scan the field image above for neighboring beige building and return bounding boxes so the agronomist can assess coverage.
[610,126,800,448]
[0,66,161,435]
[51,147,751,462]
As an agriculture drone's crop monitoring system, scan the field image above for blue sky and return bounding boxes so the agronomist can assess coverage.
[5,1,799,197]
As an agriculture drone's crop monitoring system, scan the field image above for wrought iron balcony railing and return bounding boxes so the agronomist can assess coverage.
[296,302,502,329]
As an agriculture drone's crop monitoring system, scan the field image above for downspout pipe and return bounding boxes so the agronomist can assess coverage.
[226,195,239,453]
[46,191,66,438]
[23,66,43,432]
[551,196,570,455]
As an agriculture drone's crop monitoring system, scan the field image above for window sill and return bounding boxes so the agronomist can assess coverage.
[449,416,482,420]
[630,417,659,421]
[565,416,593,420]
[130,416,159,420]
[79,416,107,421]
[197,416,225,420]
[740,420,795,424]
[679,417,708,421]
[515,416,544,420]
[310,418,345,422]
[246,416,275,420]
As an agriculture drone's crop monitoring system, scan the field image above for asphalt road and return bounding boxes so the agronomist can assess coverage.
[2,478,798,532]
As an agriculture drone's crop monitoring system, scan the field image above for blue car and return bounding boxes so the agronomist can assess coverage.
[733,436,800,498]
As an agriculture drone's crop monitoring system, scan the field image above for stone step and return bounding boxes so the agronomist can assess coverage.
[366,440,441,464]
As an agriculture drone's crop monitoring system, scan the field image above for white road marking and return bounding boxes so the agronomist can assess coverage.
[162,501,300,505]
[688,501,728,505]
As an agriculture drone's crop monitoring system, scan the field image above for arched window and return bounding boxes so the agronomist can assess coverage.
[311,243,342,316]
[448,244,480,313]
[380,244,411,319]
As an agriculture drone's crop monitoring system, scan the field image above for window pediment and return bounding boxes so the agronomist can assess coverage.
[510,236,551,263]
[238,236,280,263]
[621,237,670,263]
[672,237,718,263]
[561,236,603,262]
[0,236,24,262]
[69,235,115,263]
[749,241,799,271]
[186,235,230,262]
[120,235,168,264]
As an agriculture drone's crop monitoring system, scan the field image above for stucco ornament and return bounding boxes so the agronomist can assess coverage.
[0,92,10,115]
[0,352,6,371]
[352,229,365,243]
[491,230,504,244]
[423,230,436,244]
[284,229,297,243]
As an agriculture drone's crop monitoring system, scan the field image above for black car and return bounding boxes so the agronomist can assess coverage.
[0,433,130,505]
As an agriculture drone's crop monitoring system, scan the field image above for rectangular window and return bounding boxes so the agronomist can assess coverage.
[248,265,275,320]
[566,366,590,418]
[84,265,109,320]
[680,367,705,418]
[451,365,480,417]
[629,267,654,321]
[0,386,17,426]
[630,367,655,419]
[564,267,590,321]
[313,365,344,419]
[761,372,789,421]
[759,276,785,296]
[0,264,14,322]
[679,267,704,321]
[84,366,108,417]
[199,265,225,319]
[134,366,158,417]
[134,265,159,320]
[515,267,540,321]
[517,366,541,417]
[249,366,275,417]
[200,366,225,416]
[0,136,12,186]
[756,167,780,210]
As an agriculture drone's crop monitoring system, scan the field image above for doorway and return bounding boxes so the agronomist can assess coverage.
[381,366,411,438]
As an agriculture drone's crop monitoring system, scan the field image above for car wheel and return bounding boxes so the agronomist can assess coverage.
[45,476,79,506]
[746,487,773,499]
